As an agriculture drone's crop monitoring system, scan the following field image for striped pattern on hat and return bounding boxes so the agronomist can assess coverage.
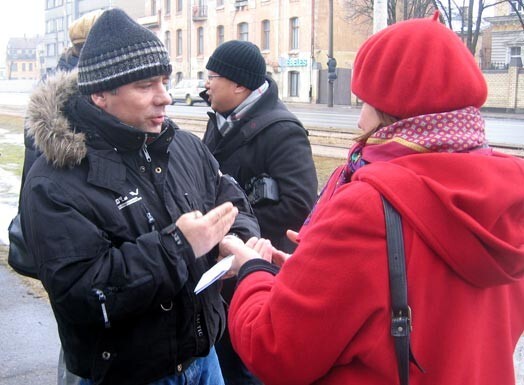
[77,8,172,95]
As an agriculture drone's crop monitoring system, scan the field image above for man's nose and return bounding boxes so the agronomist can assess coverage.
[157,85,172,105]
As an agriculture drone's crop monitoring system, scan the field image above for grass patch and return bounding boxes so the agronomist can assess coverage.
[0,114,24,178]
[314,155,345,189]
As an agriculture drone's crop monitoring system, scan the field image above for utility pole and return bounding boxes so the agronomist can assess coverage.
[373,0,388,33]
[327,0,337,107]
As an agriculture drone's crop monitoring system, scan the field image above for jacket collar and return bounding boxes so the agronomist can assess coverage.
[25,70,175,169]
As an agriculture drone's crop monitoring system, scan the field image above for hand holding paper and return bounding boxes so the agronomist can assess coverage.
[194,255,234,295]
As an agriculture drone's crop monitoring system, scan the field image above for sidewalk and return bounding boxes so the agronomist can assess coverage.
[0,248,60,385]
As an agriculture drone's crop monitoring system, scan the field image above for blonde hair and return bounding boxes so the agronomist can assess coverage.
[68,9,104,46]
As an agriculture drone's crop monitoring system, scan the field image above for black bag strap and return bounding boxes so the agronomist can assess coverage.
[382,196,411,385]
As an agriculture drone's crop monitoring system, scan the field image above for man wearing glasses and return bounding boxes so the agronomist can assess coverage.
[201,40,318,385]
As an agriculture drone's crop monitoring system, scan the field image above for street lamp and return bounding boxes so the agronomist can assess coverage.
[327,0,336,107]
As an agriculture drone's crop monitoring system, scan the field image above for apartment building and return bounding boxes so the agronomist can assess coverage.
[42,0,145,76]
[144,0,369,104]
[5,37,42,80]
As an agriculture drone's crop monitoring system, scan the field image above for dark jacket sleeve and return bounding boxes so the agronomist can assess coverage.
[254,121,318,252]
[19,119,40,206]
[199,139,261,241]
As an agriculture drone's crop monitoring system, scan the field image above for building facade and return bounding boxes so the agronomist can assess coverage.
[5,37,42,80]
[484,0,524,68]
[141,0,369,104]
[42,0,145,76]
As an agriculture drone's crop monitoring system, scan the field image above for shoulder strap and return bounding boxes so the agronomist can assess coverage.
[382,196,411,385]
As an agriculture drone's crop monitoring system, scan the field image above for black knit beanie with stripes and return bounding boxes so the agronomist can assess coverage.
[77,8,172,95]
[206,40,266,90]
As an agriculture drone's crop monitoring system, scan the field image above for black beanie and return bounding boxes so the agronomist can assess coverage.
[77,8,172,95]
[206,40,266,90]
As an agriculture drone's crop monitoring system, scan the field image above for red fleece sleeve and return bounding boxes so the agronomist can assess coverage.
[228,182,393,385]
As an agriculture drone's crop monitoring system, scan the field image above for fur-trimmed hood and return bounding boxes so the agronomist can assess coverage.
[26,70,87,168]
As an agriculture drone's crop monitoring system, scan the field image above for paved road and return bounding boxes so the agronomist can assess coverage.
[0,260,60,385]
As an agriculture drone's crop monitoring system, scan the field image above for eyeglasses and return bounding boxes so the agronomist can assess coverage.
[207,75,223,81]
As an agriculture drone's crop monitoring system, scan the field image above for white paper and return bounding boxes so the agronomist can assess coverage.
[194,255,234,295]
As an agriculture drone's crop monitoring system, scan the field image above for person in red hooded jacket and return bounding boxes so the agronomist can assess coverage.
[220,12,524,385]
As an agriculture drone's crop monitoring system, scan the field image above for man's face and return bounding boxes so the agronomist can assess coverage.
[204,71,245,114]
[92,75,171,133]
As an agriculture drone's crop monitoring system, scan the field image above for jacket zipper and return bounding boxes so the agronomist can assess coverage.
[142,135,152,163]
[93,288,111,329]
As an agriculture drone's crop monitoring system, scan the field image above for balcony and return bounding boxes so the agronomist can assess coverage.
[138,12,161,29]
[192,5,208,21]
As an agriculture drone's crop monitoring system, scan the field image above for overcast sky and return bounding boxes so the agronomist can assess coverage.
[0,1,45,61]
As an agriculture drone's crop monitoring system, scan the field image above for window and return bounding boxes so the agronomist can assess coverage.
[176,0,183,12]
[197,27,204,55]
[151,0,157,16]
[46,43,56,56]
[165,0,171,15]
[238,22,249,41]
[290,17,299,50]
[510,46,522,64]
[217,25,224,46]
[29,63,34,71]
[56,17,64,32]
[46,0,54,9]
[197,71,204,79]
[176,29,183,56]
[165,31,171,55]
[176,71,183,83]
[289,71,299,97]
[217,0,224,6]
[261,20,270,50]
[46,19,55,33]
[11,62,18,72]
[22,63,26,71]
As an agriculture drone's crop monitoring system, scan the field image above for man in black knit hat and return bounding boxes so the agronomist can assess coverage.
[201,40,318,385]
[19,9,259,385]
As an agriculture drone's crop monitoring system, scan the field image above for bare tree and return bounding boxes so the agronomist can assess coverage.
[433,0,524,54]
[343,0,439,25]
[343,0,523,55]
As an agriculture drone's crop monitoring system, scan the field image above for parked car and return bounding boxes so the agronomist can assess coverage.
[168,79,206,106]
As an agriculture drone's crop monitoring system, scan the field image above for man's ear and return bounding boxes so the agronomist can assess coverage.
[234,84,249,95]
[91,92,107,108]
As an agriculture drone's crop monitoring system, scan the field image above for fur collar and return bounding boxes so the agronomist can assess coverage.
[26,70,87,168]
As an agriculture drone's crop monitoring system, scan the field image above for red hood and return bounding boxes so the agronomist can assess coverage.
[353,152,524,288]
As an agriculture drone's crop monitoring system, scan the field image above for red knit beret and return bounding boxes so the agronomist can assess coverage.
[352,13,487,119]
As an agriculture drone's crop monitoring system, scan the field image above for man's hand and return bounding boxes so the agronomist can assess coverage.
[176,202,238,258]
[268,229,296,267]
[220,236,273,275]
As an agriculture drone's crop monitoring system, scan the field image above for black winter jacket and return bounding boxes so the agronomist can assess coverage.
[202,78,318,253]
[20,71,259,385]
